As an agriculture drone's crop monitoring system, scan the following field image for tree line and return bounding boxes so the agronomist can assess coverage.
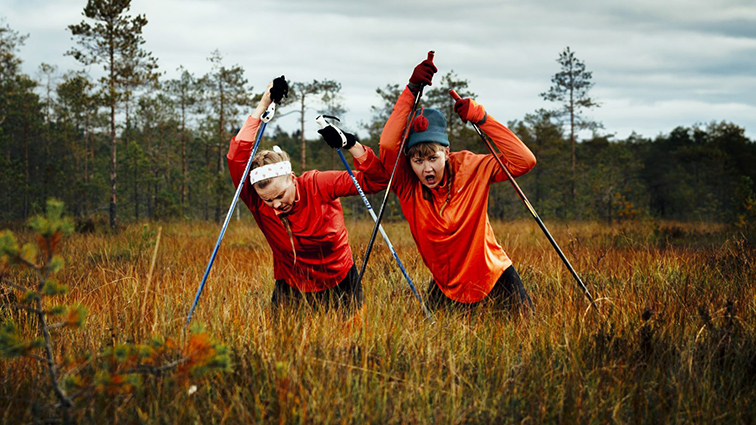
[1,2,755,231]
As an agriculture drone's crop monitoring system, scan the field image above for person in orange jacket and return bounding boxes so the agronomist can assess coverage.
[379,55,536,312]
[227,82,388,311]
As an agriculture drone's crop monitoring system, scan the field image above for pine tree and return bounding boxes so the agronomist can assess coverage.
[55,72,100,217]
[287,79,342,171]
[0,20,45,220]
[198,50,252,223]
[540,47,600,197]
[67,0,159,230]
[166,66,201,213]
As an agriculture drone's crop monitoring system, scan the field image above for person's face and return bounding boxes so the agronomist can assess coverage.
[254,175,296,213]
[410,147,449,189]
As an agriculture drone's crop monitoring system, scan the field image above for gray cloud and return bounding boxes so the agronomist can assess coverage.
[4,0,755,140]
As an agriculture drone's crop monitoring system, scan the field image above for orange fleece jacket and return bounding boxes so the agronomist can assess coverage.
[379,86,536,303]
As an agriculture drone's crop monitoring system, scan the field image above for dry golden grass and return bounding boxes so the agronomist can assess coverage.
[2,218,755,423]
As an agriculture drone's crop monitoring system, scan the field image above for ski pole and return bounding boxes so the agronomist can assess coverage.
[356,51,434,295]
[315,115,434,321]
[186,77,288,328]
[449,89,597,309]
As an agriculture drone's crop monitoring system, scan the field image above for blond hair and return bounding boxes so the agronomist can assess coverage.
[250,148,297,264]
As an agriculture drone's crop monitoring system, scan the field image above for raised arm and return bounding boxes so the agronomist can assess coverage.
[345,143,389,194]
[378,86,417,176]
[454,97,536,180]
[226,83,273,205]
[484,117,536,179]
[378,54,437,181]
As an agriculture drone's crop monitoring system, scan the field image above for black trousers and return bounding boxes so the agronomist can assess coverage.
[426,265,534,313]
[270,264,363,312]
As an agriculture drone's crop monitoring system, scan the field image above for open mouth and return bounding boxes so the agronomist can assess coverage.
[424,175,437,186]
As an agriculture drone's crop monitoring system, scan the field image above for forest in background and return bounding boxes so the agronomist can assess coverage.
[3,3,756,423]
[1,6,755,230]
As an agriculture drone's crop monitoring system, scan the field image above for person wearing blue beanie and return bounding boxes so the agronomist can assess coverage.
[379,54,536,313]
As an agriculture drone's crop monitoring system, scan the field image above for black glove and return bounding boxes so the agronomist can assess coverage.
[270,75,288,104]
[318,126,357,150]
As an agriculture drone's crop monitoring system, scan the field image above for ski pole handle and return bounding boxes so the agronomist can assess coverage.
[314,115,328,128]
[425,51,436,87]
[315,114,349,147]
[261,103,276,122]
[449,89,461,101]
[315,114,343,134]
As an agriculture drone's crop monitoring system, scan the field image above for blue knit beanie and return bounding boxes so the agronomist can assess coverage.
[405,107,449,153]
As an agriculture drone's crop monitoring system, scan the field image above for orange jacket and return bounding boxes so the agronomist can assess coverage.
[228,115,388,292]
[380,87,536,303]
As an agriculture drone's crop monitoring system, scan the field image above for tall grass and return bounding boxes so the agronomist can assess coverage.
[2,218,755,423]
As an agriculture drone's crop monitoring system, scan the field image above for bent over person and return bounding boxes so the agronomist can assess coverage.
[380,55,536,313]
[227,82,388,311]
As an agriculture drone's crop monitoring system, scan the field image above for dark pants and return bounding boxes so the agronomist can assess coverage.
[270,264,363,312]
[426,265,534,314]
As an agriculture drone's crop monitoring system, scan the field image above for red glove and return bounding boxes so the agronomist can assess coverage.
[408,53,437,91]
[454,98,486,124]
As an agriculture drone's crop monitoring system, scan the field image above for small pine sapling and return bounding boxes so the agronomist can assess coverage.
[0,199,230,423]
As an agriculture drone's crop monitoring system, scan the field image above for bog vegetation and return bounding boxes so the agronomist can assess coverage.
[2,206,755,423]
[2,1,756,422]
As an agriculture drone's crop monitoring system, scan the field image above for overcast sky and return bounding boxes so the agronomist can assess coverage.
[5,0,756,140]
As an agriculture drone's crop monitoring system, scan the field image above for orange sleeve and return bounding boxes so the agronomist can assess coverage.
[226,115,262,210]
[478,114,536,181]
[315,146,389,200]
[351,145,390,194]
[378,86,417,196]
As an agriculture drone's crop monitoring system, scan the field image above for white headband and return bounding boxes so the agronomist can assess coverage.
[249,161,292,185]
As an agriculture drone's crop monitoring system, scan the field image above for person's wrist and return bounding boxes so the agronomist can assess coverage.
[344,133,357,149]
[349,143,367,159]
[251,102,268,119]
